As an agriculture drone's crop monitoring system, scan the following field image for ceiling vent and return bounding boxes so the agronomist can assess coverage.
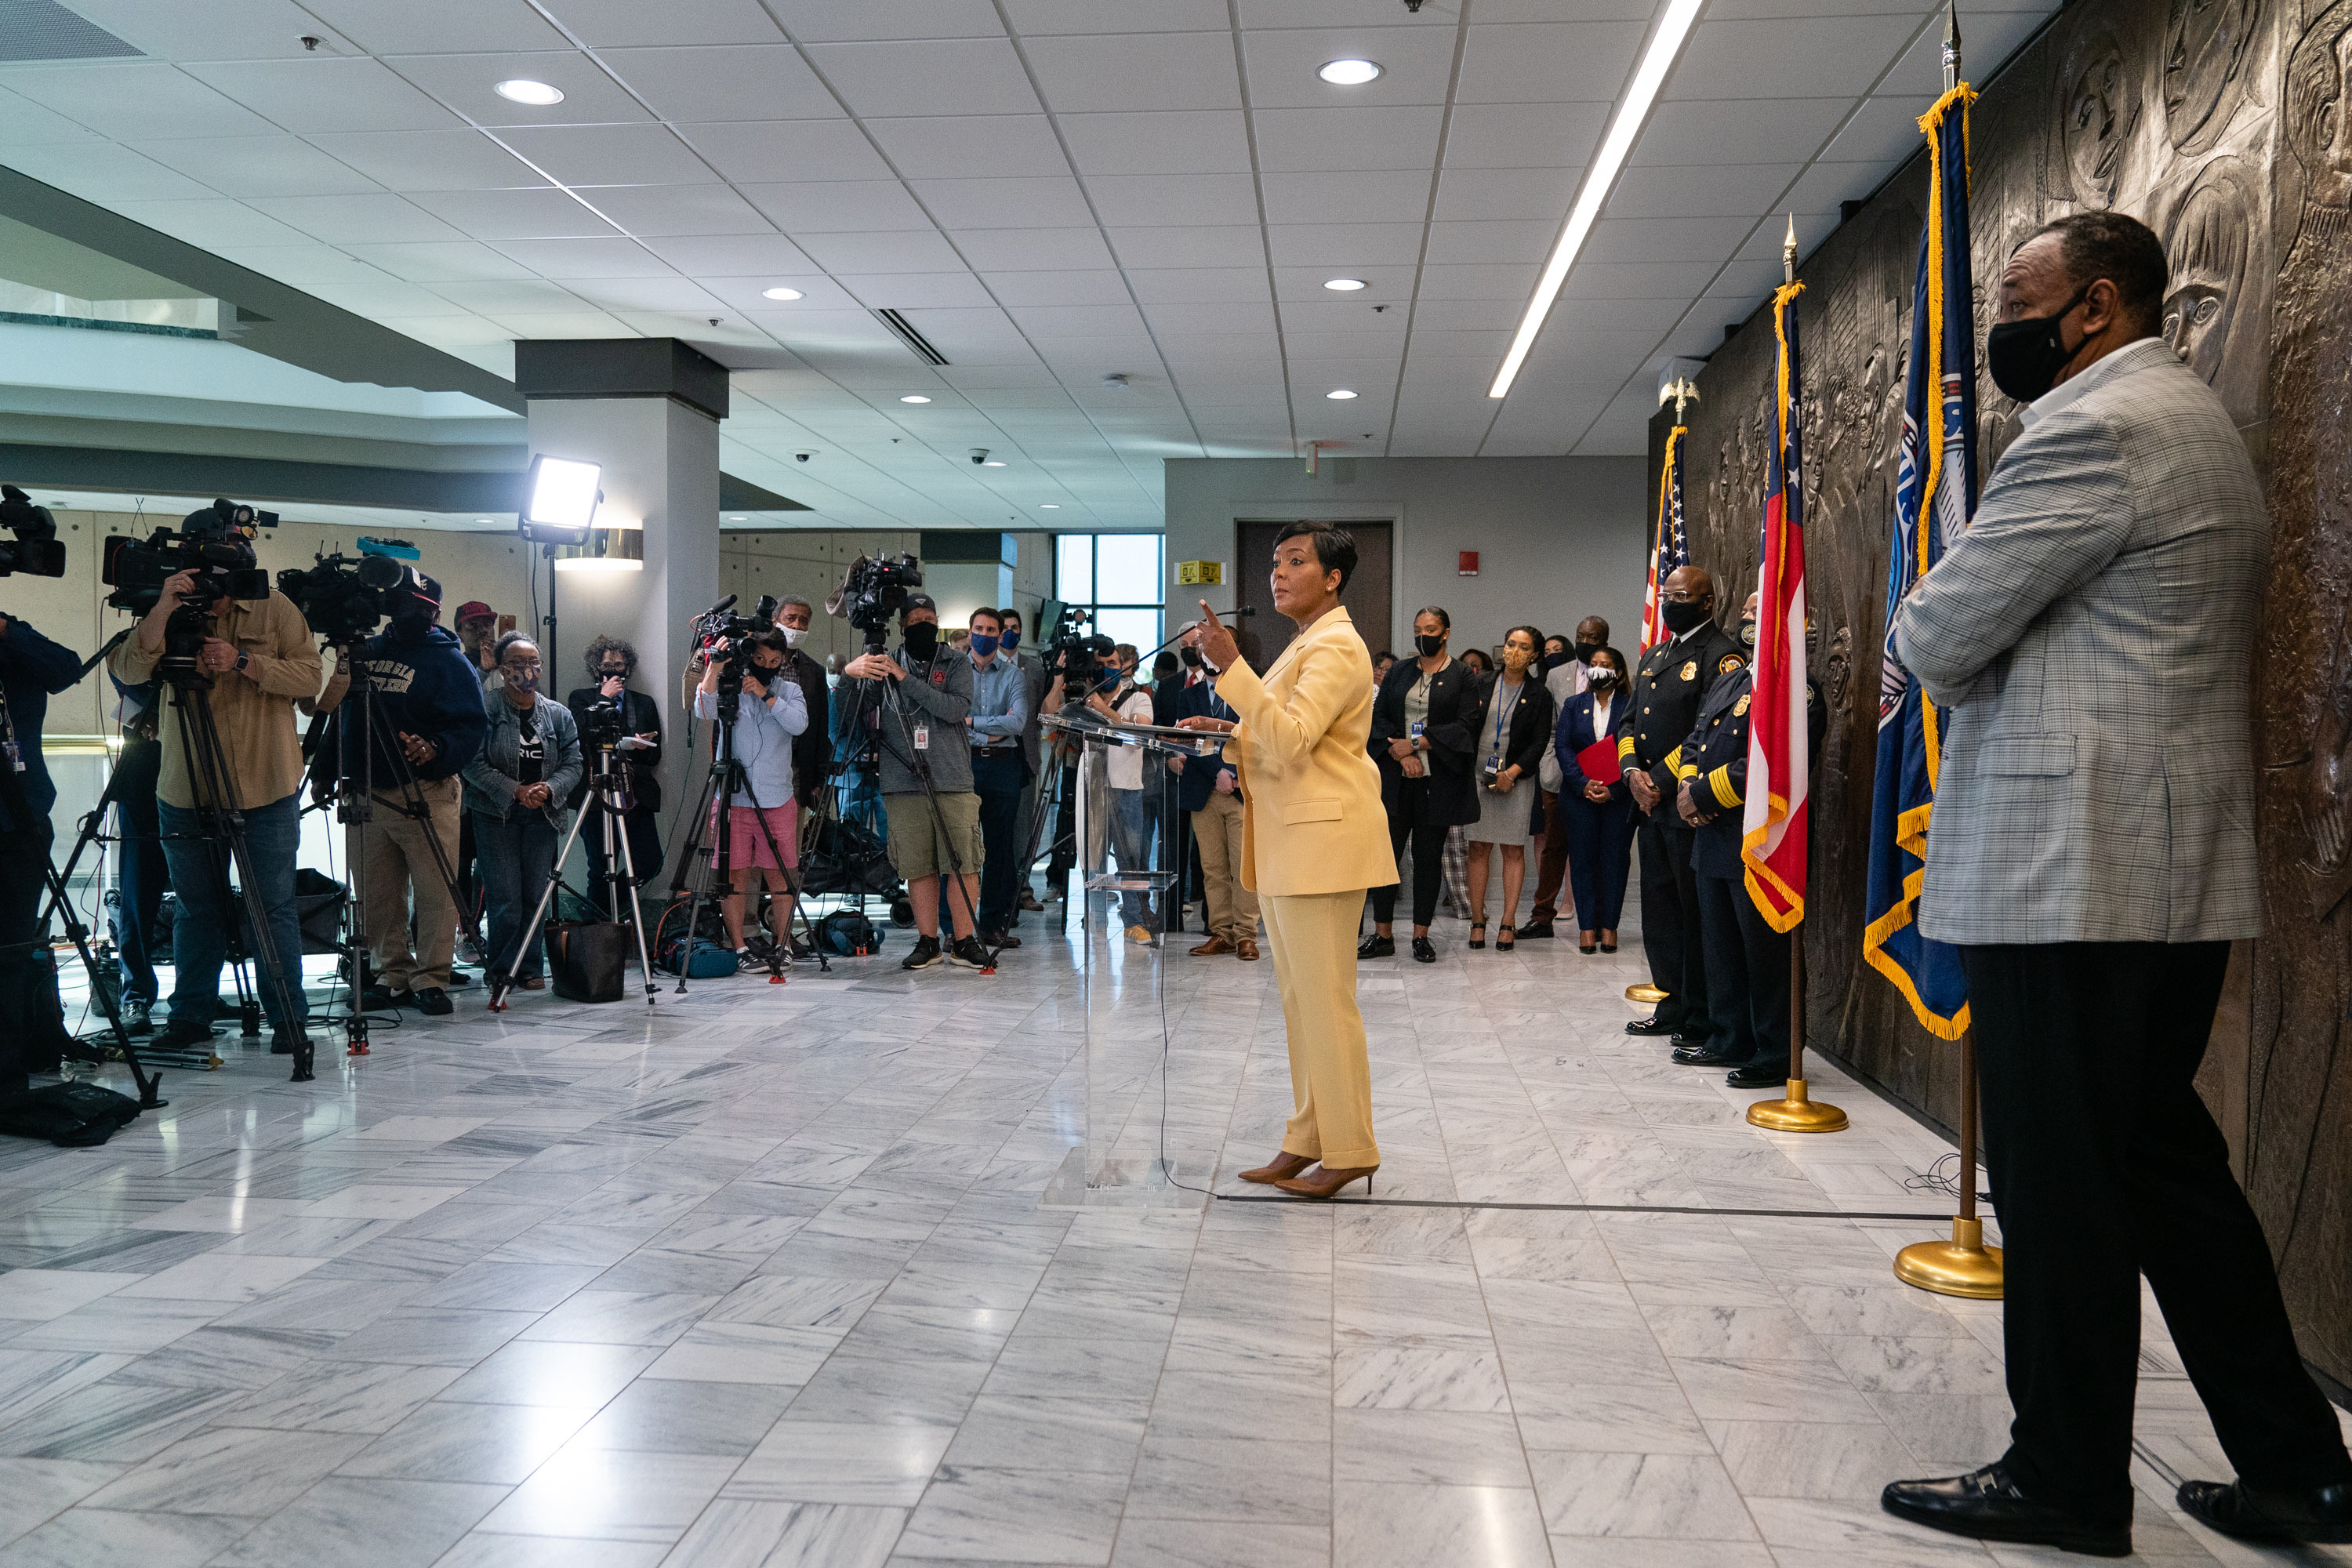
[872,308,949,367]
[0,0,142,60]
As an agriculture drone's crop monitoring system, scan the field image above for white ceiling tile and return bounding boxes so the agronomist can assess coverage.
[1444,102,1610,169]
[489,237,679,277]
[1402,328,1514,358]
[599,45,842,123]
[4,141,221,202]
[1105,225,1266,268]
[1233,0,1455,26]
[1239,27,1460,111]
[1632,97,1851,167]
[408,187,615,239]
[978,269,1129,306]
[488,310,637,337]
[1432,165,1583,222]
[1414,262,1542,298]
[641,233,819,274]
[1004,0,1228,32]
[342,240,539,281]
[58,0,358,61]
[1124,267,1269,305]
[701,274,857,310]
[498,125,718,187]
[1080,172,1258,228]
[564,276,730,313]
[1024,32,1240,114]
[1144,300,1280,337]
[309,274,479,317]
[1253,107,1443,172]
[801,39,1040,118]
[834,272,994,307]
[1821,95,1930,165]
[1059,111,1251,176]
[1582,215,1752,264]
[863,115,1069,178]
[1398,297,1519,330]
[681,121,895,183]
[1557,260,1723,299]
[1261,169,1431,225]
[1276,299,1403,333]
[769,0,1004,41]
[1732,210,1835,260]
[1457,21,1651,104]
[245,193,466,245]
[740,180,934,232]
[1423,219,1557,265]
[304,129,541,191]
[108,199,316,250]
[584,183,778,237]
[953,227,1116,270]
[183,58,459,134]
[1606,162,1805,220]
[796,229,967,271]
[1269,265,1417,299]
[0,85,103,148]
[542,0,786,46]
[1668,15,1924,101]
[434,278,592,312]
[1780,159,1887,213]
[1525,295,1688,335]
[306,0,568,53]
[5,63,281,140]
[1006,303,1147,336]
[1265,223,1425,267]
[911,176,1094,229]
[125,135,385,198]
[385,53,653,127]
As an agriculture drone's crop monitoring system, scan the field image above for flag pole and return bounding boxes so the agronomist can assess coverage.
[1631,376,1698,1008]
[1748,215,1844,1134]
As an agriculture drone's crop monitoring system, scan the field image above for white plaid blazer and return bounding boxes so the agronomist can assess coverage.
[1891,337,2266,945]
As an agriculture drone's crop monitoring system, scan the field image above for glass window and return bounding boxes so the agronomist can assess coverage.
[1054,533,1163,657]
[1093,607,1162,655]
[1055,535,1093,604]
[1095,534,1162,603]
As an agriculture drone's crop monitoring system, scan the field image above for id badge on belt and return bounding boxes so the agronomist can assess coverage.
[1408,719,1425,742]
[913,724,930,751]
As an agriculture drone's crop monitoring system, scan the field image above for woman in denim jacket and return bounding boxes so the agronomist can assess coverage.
[462,634,583,989]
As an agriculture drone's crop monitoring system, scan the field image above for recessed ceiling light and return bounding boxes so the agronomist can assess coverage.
[1319,59,1382,85]
[1323,277,1367,292]
[1327,389,1359,400]
[982,460,1006,466]
[494,78,564,106]
[475,517,495,524]
[761,286,803,301]
[1040,503,1060,509]
[899,394,931,404]
[729,515,747,521]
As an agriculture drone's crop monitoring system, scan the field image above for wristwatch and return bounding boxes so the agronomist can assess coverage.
[234,649,250,674]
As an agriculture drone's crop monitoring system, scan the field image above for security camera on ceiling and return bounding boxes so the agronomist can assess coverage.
[970,448,990,465]
[795,452,813,462]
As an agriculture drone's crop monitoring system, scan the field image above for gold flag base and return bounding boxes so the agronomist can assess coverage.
[1626,983,1668,1004]
[1893,1217,2005,1298]
[1745,1076,1847,1133]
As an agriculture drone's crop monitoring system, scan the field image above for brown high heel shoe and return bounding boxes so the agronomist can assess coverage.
[1238,1151,1317,1184]
[1272,1164,1377,1200]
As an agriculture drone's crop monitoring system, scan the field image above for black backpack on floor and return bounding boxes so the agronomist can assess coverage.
[0,1082,143,1147]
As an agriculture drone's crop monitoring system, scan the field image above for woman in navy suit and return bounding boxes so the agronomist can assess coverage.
[1555,645,1638,954]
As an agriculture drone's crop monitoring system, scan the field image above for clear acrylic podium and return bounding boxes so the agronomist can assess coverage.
[1039,709,1222,1208]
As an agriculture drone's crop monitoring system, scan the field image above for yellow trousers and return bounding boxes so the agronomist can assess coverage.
[1261,887,1381,1169]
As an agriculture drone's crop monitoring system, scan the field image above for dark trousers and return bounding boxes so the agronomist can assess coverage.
[1563,793,1636,931]
[1635,808,1708,1030]
[1962,940,2352,1516]
[1530,787,1570,923]
[583,804,664,922]
[1694,868,1789,1065]
[0,822,64,1083]
[971,751,1025,932]
[1370,793,1446,929]
[474,809,558,981]
[112,736,168,1004]
[1046,761,1079,887]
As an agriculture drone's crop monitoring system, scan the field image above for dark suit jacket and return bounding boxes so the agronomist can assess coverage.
[1367,655,1480,828]
[785,648,829,808]
[1469,670,1555,785]
[1554,689,1632,805]
[1170,679,1240,814]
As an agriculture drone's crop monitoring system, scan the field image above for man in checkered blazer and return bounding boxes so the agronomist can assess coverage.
[1881,212,2352,1554]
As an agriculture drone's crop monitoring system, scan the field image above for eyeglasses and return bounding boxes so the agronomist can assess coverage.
[1660,589,1703,604]
[505,659,542,671]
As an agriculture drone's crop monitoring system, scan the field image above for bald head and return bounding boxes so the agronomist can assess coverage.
[1663,565,1715,607]
[1576,615,1608,644]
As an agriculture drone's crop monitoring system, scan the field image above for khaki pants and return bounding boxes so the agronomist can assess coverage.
[1190,792,1258,942]
[358,775,462,992]
[1261,887,1381,1170]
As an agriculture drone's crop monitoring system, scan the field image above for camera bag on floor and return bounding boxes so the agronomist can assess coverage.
[651,897,740,977]
[227,869,347,956]
[799,814,900,898]
[544,920,630,1003]
[817,909,884,956]
[0,1081,143,1147]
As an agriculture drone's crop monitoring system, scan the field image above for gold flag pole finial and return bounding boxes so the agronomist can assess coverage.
[1657,376,1698,422]
[1942,2,1962,89]
[1781,214,1798,285]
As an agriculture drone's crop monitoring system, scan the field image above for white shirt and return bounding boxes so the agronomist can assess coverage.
[2016,339,2143,431]
[1106,684,1154,790]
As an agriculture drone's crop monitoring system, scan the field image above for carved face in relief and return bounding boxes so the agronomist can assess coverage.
[2062,27,2139,204]
[2285,3,2352,204]
[2164,0,2261,154]
[2164,165,2252,387]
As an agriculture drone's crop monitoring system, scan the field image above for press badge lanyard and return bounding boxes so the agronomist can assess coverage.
[1487,679,1522,769]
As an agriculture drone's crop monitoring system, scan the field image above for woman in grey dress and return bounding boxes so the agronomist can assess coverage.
[1463,626,1555,951]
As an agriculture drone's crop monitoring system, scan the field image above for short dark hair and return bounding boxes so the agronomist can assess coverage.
[1274,521,1358,593]
[999,607,1023,626]
[493,631,537,665]
[2027,210,2168,335]
[1414,604,1451,630]
[970,606,1002,630]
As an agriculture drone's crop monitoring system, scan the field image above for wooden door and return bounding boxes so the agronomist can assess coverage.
[1232,519,1392,670]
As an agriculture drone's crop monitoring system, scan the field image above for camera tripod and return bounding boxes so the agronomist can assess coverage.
[666,667,831,993]
[485,735,659,1011]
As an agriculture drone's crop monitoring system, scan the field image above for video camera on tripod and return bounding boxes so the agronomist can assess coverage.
[689,592,789,709]
[1046,604,1116,692]
[0,486,65,578]
[826,552,923,652]
[102,499,279,688]
[276,536,426,647]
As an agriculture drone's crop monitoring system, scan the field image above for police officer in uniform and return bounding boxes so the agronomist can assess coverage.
[1621,565,1746,1044]
[1671,592,1824,1086]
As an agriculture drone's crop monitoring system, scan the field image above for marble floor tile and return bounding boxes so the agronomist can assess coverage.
[82,1424,368,1515]
[1124,1436,1332,1527]
[1330,1480,1552,1568]
[335,1399,590,1483]
[205,1476,507,1568]
[474,1446,739,1543]
[895,1465,1127,1564]
[1529,1449,1760,1541]
[1707,1420,1927,1501]
[514,1290,717,1347]
[227,1360,465,1434]
[433,1535,667,1568]
[0,1272,139,1323]
[0,1457,124,1547]
[568,1377,793,1455]
[0,1505,255,1567]
[942,1396,1149,1475]
[1333,1408,1533,1487]
[664,1499,905,1568]
[726,1421,954,1506]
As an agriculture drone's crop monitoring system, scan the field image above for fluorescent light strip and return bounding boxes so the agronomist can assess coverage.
[1489,0,1708,400]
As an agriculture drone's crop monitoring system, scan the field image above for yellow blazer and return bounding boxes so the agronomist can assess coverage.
[1218,605,1398,897]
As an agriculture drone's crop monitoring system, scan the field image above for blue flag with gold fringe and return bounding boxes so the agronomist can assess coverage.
[1862,84,1976,1041]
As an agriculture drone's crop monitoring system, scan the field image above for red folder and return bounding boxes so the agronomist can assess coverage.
[1575,739,1622,784]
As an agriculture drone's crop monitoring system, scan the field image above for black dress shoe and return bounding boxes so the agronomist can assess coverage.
[1623,1015,1676,1036]
[1358,933,1396,959]
[1725,1058,1791,1090]
[1519,921,1555,939]
[1411,936,1436,964]
[1668,1031,1710,1050]
[1673,1043,1749,1068]
[1882,1464,2130,1557]
[2178,1479,2352,1544]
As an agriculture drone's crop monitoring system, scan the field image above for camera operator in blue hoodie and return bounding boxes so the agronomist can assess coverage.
[310,572,487,1017]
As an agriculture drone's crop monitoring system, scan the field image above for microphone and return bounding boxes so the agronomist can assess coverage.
[706,593,738,614]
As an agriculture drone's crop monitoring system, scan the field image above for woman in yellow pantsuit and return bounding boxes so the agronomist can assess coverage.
[1181,523,1397,1199]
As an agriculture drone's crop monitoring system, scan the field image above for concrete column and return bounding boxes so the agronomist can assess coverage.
[516,339,725,860]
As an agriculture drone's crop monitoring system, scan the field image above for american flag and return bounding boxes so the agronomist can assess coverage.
[1641,423,1690,654]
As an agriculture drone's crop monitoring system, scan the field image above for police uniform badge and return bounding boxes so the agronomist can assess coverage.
[1718,653,1744,676]
[1679,659,1697,681]
[1733,693,1750,717]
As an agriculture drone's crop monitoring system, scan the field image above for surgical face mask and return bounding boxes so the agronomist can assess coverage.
[903,621,939,661]
[1587,665,1618,687]
[1661,600,1710,636]
[1414,632,1445,659]
[1739,619,1758,648]
[1001,627,1022,650]
[1987,285,2091,403]
[1179,645,1202,668]
[970,632,1000,658]
[780,625,807,648]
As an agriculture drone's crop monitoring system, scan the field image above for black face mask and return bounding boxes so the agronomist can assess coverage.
[1661,600,1711,637]
[1573,640,1602,664]
[903,622,938,661]
[1179,645,1202,668]
[1986,285,2091,403]
[1587,665,1617,687]
[1540,650,1570,672]
[1414,633,1445,659]
[599,666,628,681]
